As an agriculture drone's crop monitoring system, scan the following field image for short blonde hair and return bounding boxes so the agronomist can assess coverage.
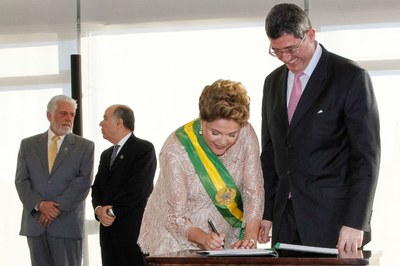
[199,79,250,126]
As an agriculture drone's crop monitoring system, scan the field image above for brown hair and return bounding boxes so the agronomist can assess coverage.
[199,79,250,126]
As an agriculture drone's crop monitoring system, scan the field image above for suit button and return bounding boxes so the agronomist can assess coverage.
[287,145,292,150]
[287,170,293,175]
[48,180,51,184]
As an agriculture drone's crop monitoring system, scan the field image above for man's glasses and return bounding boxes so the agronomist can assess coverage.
[269,34,306,57]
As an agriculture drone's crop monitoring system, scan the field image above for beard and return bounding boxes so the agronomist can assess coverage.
[51,122,73,135]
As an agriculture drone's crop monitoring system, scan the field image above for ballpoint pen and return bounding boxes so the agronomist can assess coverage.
[208,219,224,248]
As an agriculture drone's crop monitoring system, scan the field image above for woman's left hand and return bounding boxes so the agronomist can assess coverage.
[230,238,257,249]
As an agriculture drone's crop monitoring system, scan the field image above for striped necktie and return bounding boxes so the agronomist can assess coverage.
[110,144,120,168]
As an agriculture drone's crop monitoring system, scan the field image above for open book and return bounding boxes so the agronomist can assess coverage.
[198,248,278,257]
[274,242,338,255]
[197,243,338,257]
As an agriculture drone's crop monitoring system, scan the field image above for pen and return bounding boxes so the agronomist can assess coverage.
[208,219,224,248]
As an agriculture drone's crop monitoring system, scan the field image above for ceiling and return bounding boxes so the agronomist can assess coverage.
[1,0,399,36]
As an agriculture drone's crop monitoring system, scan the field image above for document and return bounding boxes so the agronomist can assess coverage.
[197,248,278,256]
[274,242,338,255]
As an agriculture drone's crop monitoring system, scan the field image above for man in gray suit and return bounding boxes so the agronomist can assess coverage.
[15,95,95,266]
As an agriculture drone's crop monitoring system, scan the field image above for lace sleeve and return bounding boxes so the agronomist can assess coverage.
[240,124,265,225]
[160,135,198,245]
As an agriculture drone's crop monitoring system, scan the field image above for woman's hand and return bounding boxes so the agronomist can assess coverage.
[188,226,225,250]
[202,232,225,250]
[231,238,257,249]
[231,219,260,249]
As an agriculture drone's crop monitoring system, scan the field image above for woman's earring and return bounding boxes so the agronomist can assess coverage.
[199,127,203,135]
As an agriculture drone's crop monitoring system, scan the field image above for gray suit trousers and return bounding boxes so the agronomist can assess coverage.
[27,232,82,266]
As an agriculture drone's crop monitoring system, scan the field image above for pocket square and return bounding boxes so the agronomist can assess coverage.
[317,109,324,114]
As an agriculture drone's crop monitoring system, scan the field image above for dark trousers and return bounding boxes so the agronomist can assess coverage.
[101,241,146,266]
[277,199,302,245]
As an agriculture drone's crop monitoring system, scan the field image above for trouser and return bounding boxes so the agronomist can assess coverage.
[27,232,82,266]
[277,199,302,245]
[101,241,146,266]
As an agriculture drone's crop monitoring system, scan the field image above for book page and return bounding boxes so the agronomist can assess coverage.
[275,242,338,255]
[197,248,278,256]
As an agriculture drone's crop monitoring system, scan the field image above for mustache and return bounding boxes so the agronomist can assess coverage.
[62,122,73,127]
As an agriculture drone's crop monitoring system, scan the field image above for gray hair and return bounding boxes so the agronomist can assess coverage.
[112,104,135,132]
[47,95,77,114]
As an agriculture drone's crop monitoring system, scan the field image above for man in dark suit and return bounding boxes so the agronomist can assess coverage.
[15,95,95,266]
[258,4,380,251]
[92,104,157,266]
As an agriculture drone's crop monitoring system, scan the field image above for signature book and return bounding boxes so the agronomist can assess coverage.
[197,248,278,257]
[275,242,339,255]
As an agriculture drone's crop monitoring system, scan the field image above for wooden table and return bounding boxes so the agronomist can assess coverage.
[146,249,381,266]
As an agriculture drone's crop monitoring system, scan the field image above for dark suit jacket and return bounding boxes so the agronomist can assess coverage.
[15,132,94,239]
[91,133,157,247]
[261,45,380,248]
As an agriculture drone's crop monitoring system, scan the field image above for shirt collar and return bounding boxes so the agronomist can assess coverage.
[115,132,132,148]
[303,41,322,77]
[48,129,66,143]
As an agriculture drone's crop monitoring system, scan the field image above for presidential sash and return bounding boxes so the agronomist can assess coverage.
[176,119,244,233]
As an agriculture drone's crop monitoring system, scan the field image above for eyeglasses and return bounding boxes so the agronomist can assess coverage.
[269,34,306,57]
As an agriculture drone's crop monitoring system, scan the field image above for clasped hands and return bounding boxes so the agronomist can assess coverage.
[38,200,60,226]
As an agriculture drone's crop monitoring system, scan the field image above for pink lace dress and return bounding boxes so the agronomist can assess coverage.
[138,122,264,255]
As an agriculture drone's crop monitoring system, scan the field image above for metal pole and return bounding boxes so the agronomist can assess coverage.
[71,0,82,136]
[77,0,81,54]
[71,54,82,136]
[304,0,309,16]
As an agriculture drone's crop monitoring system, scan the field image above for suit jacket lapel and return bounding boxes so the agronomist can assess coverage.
[277,70,290,129]
[36,132,49,173]
[109,134,134,172]
[288,46,329,131]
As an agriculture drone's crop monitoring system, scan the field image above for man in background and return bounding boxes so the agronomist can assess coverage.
[92,104,157,266]
[259,3,380,251]
[15,95,94,266]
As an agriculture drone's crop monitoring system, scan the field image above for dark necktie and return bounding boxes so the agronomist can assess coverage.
[110,144,120,168]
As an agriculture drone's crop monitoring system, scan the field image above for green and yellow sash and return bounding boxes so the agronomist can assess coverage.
[176,119,244,233]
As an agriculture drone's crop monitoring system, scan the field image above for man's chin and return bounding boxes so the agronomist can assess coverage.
[63,127,72,133]
[57,127,72,135]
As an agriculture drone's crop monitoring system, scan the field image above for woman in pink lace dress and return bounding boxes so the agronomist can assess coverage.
[138,79,264,256]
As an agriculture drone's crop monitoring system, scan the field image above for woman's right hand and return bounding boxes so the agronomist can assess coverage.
[202,231,225,250]
[188,227,225,250]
